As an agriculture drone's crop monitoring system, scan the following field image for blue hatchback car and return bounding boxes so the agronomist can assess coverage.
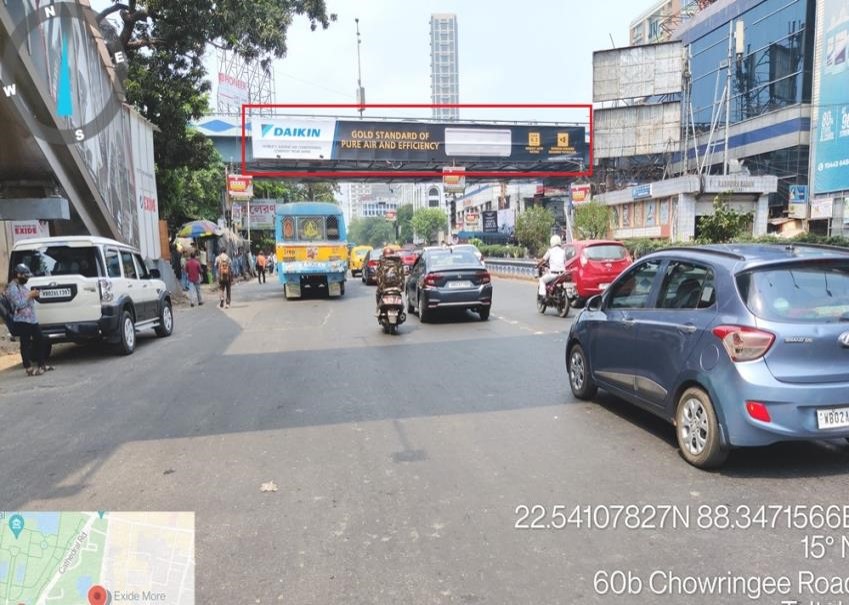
[566,244,849,468]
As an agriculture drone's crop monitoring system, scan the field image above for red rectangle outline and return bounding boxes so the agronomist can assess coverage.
[241,103,593,179]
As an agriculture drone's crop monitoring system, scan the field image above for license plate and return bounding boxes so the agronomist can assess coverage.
[816,406,849,430]
[447,280,473,289]
[382,296,403,305]
[598,283,610,290]
[39,288,72,299]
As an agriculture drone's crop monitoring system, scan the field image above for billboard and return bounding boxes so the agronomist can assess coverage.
[571,184,592,203]
[811,197,834,219]
[593,41,683,102]
[218,73,249,109]
[251,118,337,160]
[443,167,466,193]
[497,208,515,234]
[594,102,681,158]
[331,120,587,165]
[482,210,498,232]
[227,175,254,199]
[231,200,276,230]
[11,220,50,243]
[812,0,849,194]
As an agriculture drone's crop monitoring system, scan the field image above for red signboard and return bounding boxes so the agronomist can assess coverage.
[571,184,592,203]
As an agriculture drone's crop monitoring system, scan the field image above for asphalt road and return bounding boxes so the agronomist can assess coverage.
[2,275,849,604]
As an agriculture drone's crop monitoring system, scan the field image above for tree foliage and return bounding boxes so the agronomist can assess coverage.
[96,1,336,225]
[252,180,340,202]
[397,204,415,244]
[515,206,555,256]
[349,218,396,248]
[157,157,225,228]
[411,208,448,244]
[574,202,611,239]
[697,194,753,243]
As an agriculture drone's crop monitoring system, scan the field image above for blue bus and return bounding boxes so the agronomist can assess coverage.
[274,202,348,299]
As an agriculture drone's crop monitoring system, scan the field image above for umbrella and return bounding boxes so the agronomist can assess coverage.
[177,219,222,239]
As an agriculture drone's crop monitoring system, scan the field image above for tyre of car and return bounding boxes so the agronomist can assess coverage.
[675,387,729,469]
[407,295,415,313]
[154,299,174,337]
[567,343,597,400]
[478,306,490,321]
[418,292,430,323]
[116,309,136,355]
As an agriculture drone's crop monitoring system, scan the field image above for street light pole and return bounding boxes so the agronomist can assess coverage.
[355,18,365,119]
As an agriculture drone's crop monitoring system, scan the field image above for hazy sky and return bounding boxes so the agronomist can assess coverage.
[90,0,653,122]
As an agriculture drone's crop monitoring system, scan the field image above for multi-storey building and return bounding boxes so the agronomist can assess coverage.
[430,13,459,121]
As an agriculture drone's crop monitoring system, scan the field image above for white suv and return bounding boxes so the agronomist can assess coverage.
[9,236,174,355]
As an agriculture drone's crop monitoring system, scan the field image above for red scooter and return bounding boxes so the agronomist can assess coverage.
[536,262,572,318]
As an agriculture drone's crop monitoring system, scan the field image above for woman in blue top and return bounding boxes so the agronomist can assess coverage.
[6,263,53,376]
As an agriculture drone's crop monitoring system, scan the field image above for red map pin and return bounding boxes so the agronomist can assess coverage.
[88,585,108,605]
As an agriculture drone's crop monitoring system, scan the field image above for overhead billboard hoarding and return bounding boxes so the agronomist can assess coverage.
[251,118,588,167]
[811,0,849,195]
[218,73,250,110]
[594,102,681,158]
[593,41,683,102]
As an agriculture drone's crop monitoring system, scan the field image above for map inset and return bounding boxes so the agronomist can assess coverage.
[0,512,194,605]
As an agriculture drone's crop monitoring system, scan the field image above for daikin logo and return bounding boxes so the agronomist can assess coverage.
[261,124,322,138]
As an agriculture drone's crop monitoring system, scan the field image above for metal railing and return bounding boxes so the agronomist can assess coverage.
[484,258,537,280]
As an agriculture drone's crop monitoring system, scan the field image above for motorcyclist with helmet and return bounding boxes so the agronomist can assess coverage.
[537,235,567,299]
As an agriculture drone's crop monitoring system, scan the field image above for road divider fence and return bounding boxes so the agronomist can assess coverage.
[485,258,537,281]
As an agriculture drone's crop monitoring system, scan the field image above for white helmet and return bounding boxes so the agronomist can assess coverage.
[550,235,562,247]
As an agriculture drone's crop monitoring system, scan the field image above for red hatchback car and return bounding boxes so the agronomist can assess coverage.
[562,240,632,306]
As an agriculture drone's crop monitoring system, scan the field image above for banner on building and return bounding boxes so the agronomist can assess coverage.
[464,211,480,230]
[810,197,834,220]
[231,200,276,230]
[251,118,337,160]
[812,0,849,195]
[443,167,466,193]
[218,73,249,109]
[482,210,498,232]
[11,220,50,243]
[227,175,254,199]
[571,184,592,203]
[497,208,515,234]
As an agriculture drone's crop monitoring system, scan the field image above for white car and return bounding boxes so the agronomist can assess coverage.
[9,236,174,355]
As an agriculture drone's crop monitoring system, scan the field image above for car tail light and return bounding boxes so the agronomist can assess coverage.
[368,260,378,267]
[424,273,440,287]
[712,325,775,362]
[480,271,491,284]
[745,401,771,422]
[98,278,114,303]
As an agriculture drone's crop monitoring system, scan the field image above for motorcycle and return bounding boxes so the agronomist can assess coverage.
[377,286,406,334]
[536,263,572,318]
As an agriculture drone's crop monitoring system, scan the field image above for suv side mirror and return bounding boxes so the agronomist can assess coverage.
[149,268,161,279]
[586,294,603,312]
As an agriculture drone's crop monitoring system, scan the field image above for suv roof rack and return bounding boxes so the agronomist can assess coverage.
[650,246,746,261]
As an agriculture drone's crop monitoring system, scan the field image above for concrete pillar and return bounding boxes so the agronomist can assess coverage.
[830,196,846,237]
[676,193,697,242]
[753,194,769,237]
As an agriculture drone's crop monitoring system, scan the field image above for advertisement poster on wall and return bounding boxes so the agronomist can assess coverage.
[810,197,834,220]
[482,210,498,232]
[497,209,515,234]
[813,0,849,194]
[11,220,50,244]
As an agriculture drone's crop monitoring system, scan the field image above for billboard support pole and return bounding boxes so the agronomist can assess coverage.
[723,20,733,176]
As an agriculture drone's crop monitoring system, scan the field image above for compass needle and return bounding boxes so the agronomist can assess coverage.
[57,33,73,117]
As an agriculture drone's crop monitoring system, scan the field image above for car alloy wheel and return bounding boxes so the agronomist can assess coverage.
[155,302,173,337]
[567,344,596,400]
[675,387,728,469]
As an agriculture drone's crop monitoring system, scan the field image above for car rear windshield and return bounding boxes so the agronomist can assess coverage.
[428,250,481,269]
[11,246,101,279]
[584,245,627,260]
[736,261,849,323]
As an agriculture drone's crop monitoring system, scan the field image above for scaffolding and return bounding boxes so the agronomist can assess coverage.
[216,49,275,115]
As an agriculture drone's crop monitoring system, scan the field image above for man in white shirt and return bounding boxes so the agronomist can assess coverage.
[538,235,567,297]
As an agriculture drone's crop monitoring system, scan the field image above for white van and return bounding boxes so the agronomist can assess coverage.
[9,236,174,355]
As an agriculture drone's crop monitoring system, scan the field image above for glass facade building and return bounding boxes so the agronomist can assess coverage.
[684,0,815,130]
[430,14,459,121]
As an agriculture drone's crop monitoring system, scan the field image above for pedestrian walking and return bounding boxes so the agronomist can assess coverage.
[5,264,53,376]
[199,247,208,284]
[185,252,204,307]
[215,249,233,308]
[256,251,267,284]
[179,253,189,291]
